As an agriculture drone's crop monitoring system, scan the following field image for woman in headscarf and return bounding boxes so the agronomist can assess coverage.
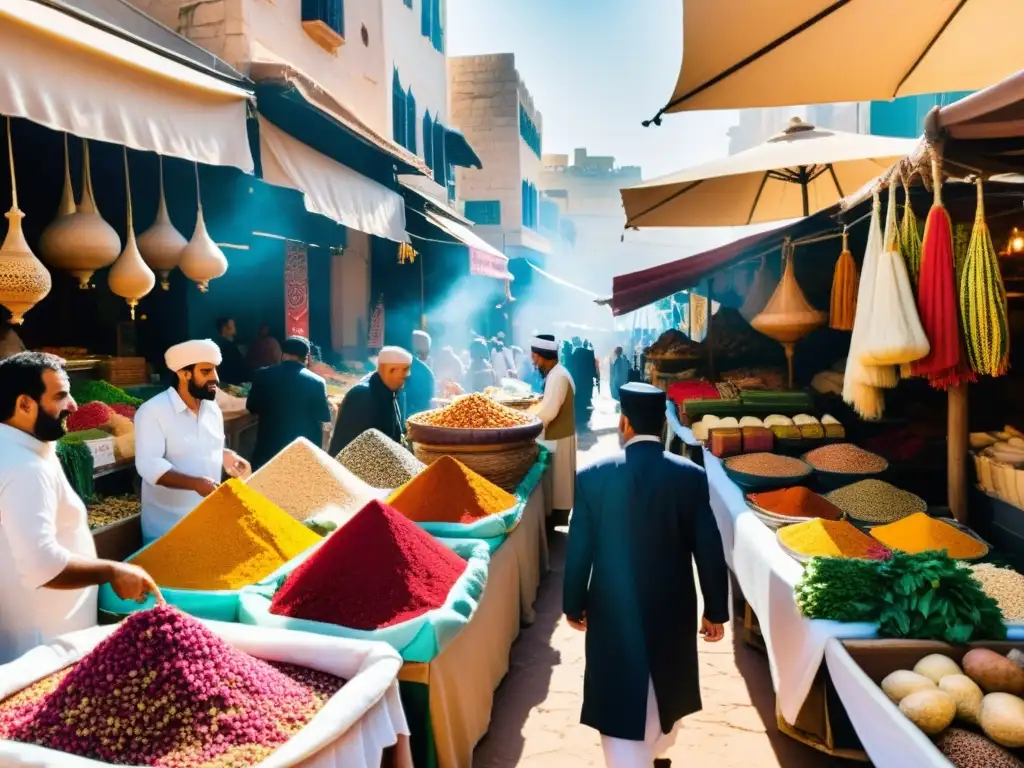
[465,338,497,393]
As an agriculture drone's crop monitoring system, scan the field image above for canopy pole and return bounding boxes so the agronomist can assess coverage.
[948,383,968,523]
[799,165,810,217]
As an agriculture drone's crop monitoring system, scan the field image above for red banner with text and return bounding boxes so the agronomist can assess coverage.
[284,241,309,339]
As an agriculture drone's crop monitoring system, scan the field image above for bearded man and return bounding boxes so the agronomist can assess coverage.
[135,339,251,543]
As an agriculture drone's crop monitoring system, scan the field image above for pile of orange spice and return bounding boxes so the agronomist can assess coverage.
[388,455,517,524]
[749,487,843,520]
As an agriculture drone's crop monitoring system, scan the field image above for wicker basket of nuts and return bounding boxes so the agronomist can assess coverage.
[406,393,543,446]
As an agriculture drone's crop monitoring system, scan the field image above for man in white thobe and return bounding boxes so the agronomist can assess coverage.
[531,334,576,521]
[135,340,251,543]
[0,352,161,663]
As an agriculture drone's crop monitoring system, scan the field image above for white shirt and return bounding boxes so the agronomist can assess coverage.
[624,435,662,448]
[491,348,513,380]
[135,388,225,542]
[535,363,575,433]
[0,424,98,664]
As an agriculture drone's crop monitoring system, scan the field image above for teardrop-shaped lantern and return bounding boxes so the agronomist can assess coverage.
[40,138,120,289]
[38,133,78,266]
[137,156,186,290]
[178,163,226,292]
[0,118,51,324]
[108,148,155,319]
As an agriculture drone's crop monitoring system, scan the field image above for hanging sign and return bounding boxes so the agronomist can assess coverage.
[368,296,385,350]
[469,248,511,281]
[284,241,309,338]
[689,292,710,343]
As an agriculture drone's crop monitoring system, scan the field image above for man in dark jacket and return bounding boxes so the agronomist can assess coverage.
[245,336,331,469]
[328,346,411,455]
[403,330,435,420]
[564,382,729,768]
[213,317,249,385]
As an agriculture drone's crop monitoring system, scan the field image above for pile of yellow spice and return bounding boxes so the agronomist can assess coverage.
[870,513,988,560]
[130,479,322,590]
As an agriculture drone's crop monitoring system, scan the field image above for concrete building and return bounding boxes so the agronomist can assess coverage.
[449,53,552,259]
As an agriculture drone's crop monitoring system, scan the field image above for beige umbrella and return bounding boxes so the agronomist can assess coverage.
[621,118,917,227]
[648,0,1024,120]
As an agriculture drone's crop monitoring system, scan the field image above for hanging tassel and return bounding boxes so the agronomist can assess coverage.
[829,228,858,331]
[899,175,923,291]
[960,177,1010,377]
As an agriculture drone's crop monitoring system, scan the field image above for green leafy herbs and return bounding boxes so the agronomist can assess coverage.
[795,551,1007,643]
[70,380,143,409]
[795,557,883,623]
[55,440,95,502]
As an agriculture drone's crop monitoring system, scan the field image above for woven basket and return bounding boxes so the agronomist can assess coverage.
[412,439,540,493]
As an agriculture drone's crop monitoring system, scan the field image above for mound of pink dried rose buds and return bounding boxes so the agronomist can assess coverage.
[0,605,344,767]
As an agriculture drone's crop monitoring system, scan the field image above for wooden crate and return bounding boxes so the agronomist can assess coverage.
[101,357,148,386]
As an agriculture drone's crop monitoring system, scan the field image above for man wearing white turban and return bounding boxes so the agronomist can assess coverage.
[328,346,412,455]
[134,339,251,542]
[531,333,577,519]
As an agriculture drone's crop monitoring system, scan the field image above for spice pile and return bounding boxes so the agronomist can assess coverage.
[270,500,468,630]
[936,729,1024,768]
[970,565,1024,621]
[70,379,143,409]
[826,479,926,523]
[389,455,517,524]
[247,437,375,523]
[0,606,344,767]
[87,496,140,529]
[778,518,883,559]
[871,513,988,560]
[748,487,843,520]
[66,401,114,433]
[410,393,534,429]
[724,452,812,478]
[336,428,425,489]
[131,479,322,591]
[803,443,887,474]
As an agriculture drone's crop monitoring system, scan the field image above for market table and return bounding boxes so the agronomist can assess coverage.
[397,467,551,768]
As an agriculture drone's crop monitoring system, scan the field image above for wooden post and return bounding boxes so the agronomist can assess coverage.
[948,383,969,523]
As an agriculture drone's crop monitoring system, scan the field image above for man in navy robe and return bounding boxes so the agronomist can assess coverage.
[564,382,729,768]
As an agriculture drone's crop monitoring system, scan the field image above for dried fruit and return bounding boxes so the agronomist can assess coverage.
[410,393,534,429]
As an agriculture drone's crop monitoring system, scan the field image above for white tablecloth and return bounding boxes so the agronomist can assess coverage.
[703,451,878,724]
[823,639,948,768]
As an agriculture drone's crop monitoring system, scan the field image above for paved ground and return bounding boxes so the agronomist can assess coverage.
[473,396,852,767]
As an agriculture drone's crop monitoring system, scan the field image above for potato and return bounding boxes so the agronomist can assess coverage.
[899,690,957,735]
[881,670,936,704]
[980,693,1024,748]
[963,649,1024,695]
[914,654,962,684]
[939,675,984,725]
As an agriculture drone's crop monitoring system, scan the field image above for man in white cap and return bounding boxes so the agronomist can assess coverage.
[328,346,412,455]
[404,331,435,421]
[134,339,251,543]
[531,333,576,522]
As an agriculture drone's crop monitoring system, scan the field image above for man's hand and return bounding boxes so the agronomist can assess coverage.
[700,617,725,643]
[566,614,587,632]
[223,450,251,480]
[191,477,220,497]
[108,562,164,605]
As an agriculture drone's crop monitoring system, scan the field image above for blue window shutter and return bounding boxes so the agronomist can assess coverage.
[404,0,411,8]
[423,113,434,169]
[431,0,443,51]
[302,0,344,38]
[392,70,404,144]
[406,89,416,153]
[432,117,446,186]
[420,0,430,37]
[464,201,500,226]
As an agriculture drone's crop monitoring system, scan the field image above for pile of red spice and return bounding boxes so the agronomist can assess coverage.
[66,401,113,433]
[269,499,468,630]
[748,486,843,520]
[388,455,516,524]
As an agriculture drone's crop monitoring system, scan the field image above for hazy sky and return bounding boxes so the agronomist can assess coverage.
[446,0,740,181]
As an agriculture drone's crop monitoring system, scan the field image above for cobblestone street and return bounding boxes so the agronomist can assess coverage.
[473,398,852,767]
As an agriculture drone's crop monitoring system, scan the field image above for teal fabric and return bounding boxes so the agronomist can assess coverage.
[238,540,490,662]
[96,541,320,622]
[438,534,504,554]
[414,449,550,541]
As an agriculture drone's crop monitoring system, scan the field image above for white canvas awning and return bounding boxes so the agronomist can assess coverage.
[0,0,253,171]
[258,116,407,242]
[424,211,513,281]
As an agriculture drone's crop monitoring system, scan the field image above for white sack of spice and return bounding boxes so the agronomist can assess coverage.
[335,428,426,489]
[970,564,1024,622]
[247,437,377,524]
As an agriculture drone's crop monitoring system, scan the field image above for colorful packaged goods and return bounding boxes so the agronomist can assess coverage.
[388,455,516,524]
[870,513,989,560]
[247,437,375,523]
[130,479,321,590]
[0,606,344,767]
[269,500,468,630]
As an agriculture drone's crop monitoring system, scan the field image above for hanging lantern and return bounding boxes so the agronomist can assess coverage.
[39,138,120,289]
[0,117,51,323]
[398,241,417,264]
[108,148,155,319]
[137,156,186,290]
[178,162,227,292]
